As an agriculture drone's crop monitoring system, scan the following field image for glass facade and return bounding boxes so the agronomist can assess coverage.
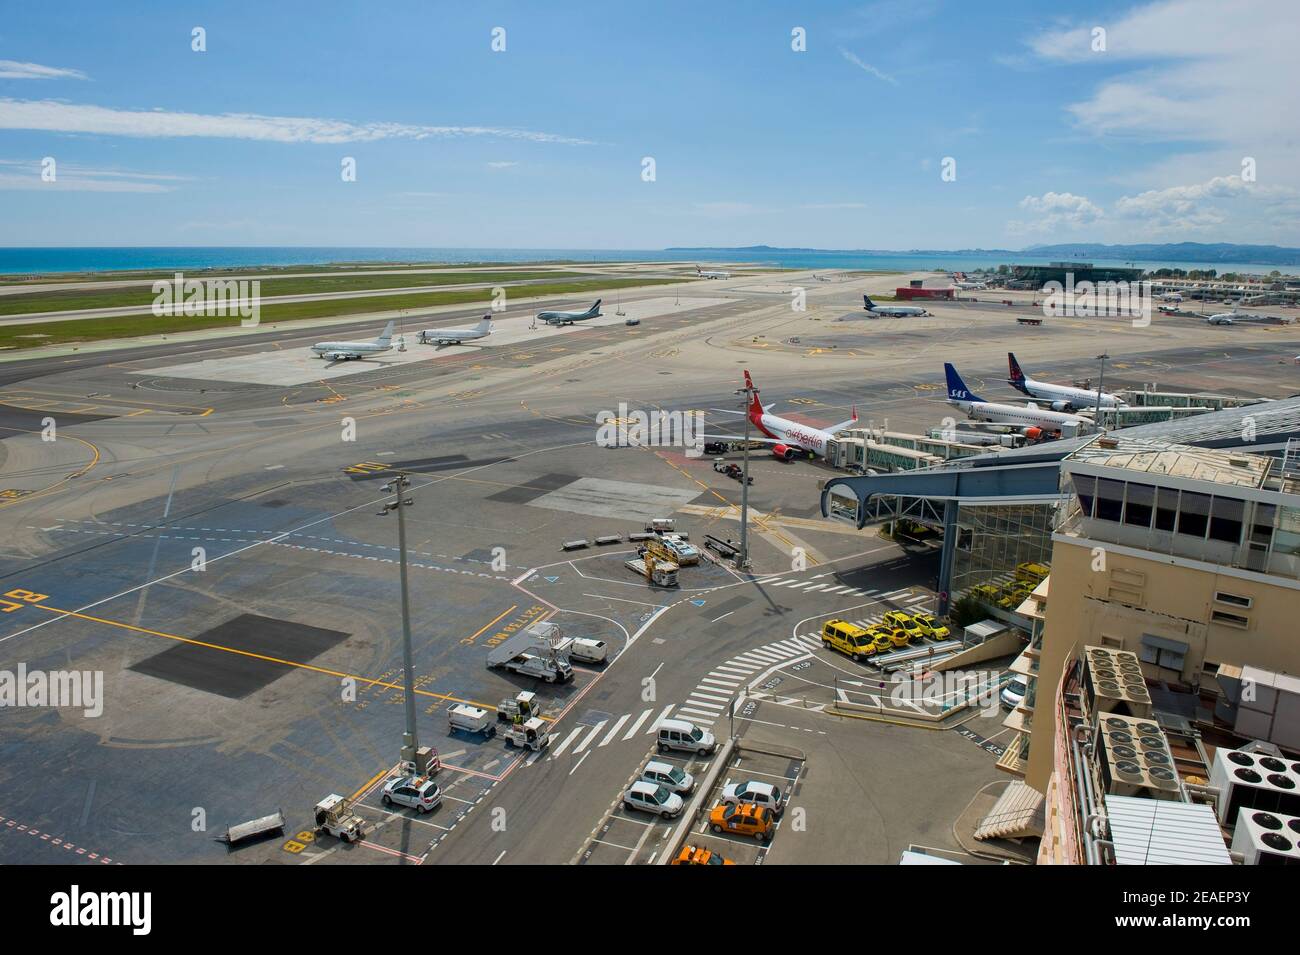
[951,502,1055,606]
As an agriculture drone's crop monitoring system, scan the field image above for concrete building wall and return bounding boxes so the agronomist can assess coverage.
[1025,533,1300,791]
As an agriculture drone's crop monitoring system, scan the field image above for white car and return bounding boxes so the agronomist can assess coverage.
[1001,676,1028,709]
[641,760,695,796]
[623,780,684,818]
[382,775,442,814]
[721,780,783,817]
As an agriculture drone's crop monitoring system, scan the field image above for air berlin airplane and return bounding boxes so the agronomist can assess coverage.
[705,370,859,460]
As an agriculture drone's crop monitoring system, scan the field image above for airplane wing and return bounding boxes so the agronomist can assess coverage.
[700,433,783,444]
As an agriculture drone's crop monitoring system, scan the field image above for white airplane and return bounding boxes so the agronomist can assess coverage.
[310,320,397,361]
[953,280,987,290]
[1159,291,1183,302]
[704,370,859,460]
[945,363,1090,439]
[536,299,601,326]
[864,295,928,317]
[696,265,731,280]
[417,315,492,346]
[1007,352,1124,411]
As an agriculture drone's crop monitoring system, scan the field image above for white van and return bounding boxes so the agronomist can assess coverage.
[563,637,608,665]
[642,760,695,795]
[657,718,717,756]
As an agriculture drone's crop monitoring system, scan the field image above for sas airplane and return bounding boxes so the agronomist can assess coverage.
[1007,352,1124,411]
[864,295,929,317]
[310,320,397,361]
[537,299,601,326]
[945,363,1089,439]
[705,370,859,460]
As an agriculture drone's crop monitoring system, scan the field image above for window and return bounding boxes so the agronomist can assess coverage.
[1211,609,1250,629]
[1072,474,1097,516]
[1095,478,1125,522]
[1214,591,1252,609]
[1209,496,1244,545]
[1124,482,1154,528]
[1140,635,1188,672]
[1155,487,1179,532]
[1177,491,1211,539]
[1251,502,1276,547]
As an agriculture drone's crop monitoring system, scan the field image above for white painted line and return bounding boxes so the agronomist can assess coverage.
[648,704,676,732]
[550,726,584,757]
[572,721,607,754]
[569,751,592,775]
[801,584,830,593]
[600,715,630,747]
[710,611,734,623]
[674,710,716,724]
[822,585,849,594]
[701,677,741,689]
[690,689,732,703]
[623,709,652,740]
[685,698,726,711]
[714,664,755,675]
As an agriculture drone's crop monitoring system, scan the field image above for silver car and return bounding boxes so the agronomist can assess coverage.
[382,775,442,814]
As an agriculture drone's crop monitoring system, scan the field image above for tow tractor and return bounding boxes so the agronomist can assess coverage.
[502,716,549,752]
[313,793,368,844]
[497,690,539,724]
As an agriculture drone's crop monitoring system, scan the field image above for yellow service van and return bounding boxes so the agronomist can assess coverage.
[820,619,877,661]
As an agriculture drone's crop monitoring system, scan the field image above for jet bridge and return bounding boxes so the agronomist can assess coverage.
[820,458,1066,615]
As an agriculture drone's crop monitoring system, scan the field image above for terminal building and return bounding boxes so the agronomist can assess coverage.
[820,399,1300,863]
[1006,261,1144,290]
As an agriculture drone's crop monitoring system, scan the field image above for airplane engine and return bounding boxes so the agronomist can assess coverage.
[1050,400,1070,412]
[1022,427,1043,442]
[771,443,798,461]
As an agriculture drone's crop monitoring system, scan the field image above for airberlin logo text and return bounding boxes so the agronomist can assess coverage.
[152,272,262,327]
[596,404,705,457]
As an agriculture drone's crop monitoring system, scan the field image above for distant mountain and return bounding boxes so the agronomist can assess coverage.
[666,242,1300,266]
[1023,243,1300,266]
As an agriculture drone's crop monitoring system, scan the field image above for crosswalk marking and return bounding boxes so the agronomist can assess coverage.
[601,714,630,747]
[649,704,676,731]
[622,708,653,740]
[683,698,725,711]
[675,708,716,723]
[715,663,755,674]
[701,676,741,688]
[822,585,849,594]
[572,721,607,754]
[550,725,584,757]
[690,689,732,703]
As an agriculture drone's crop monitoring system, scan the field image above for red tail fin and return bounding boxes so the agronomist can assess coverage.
[743,369,762,417]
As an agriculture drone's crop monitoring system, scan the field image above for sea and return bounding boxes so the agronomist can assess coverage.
[0,247,1291,277]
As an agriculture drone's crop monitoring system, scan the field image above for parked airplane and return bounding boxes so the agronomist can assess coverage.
[536,299,601,326]
[1159,291,1183,302]
[705,370,859,460]
[1007,352,1124,411]
[696,266,731,279]
[944,363,1089,439]
[417,315,491,345]
[951,271,987,290]
[310,320,396,361]
[864,295,929,317]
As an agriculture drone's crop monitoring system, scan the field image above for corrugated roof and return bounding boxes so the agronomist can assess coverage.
[1104,795,1231,865]
[975,781,1045,840]
[1068,436,1271,487]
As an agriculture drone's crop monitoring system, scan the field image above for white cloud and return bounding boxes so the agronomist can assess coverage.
[0,99,594,145]
[0,60,88,80]
[486,161,519,169]
[1113,174,1300,235]
[1013,191,1105,232]
[1023,0,1300,151]
[0,159,183,192]
[838,48,898,85]
[800,201,867,210]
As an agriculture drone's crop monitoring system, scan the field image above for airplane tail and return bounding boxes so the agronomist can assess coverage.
[376,320,396,344]
[944,363,982,402]
[1007,352,1028,393]
[587,299,602,316]
[478,315,493,333]
[828,403,860,435]
[863,295,875,310]
[743,370,764,418]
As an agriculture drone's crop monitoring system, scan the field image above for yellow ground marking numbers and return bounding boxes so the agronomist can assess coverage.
[789,397,821,405]
[483,605,548,649]
[1,588,48,613]
[459,605,519,647]
[343,461,389,475]
[0,489,33,499]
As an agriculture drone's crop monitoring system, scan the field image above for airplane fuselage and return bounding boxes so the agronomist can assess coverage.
[1017,377,1122,411]
[750,409,834,457]
[949,397,1086,433]
[310,342,391,360]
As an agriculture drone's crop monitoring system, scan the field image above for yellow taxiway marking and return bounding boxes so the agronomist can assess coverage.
[458,604,518,647]
[31,602,541,717]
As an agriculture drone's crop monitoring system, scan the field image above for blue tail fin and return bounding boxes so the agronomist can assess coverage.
[863,295,874,310]
[1007,352,1028,393]
[944,363,982,402]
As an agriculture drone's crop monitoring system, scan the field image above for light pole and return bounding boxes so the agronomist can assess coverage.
[378,471,422,774]
[1095,352,1109,432]
[735,381,754,569]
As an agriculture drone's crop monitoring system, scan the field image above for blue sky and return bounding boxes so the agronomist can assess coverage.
[1,0,1297,249]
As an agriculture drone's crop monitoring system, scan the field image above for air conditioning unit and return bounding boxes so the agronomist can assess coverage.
[1230,808,1300,865]
[1208,747,1300,826]
[1094,713,1181,799]
[1083,646,1153,719]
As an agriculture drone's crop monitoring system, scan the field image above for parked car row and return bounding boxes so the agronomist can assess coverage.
[820,610,952,662]
[622,718,717,819]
